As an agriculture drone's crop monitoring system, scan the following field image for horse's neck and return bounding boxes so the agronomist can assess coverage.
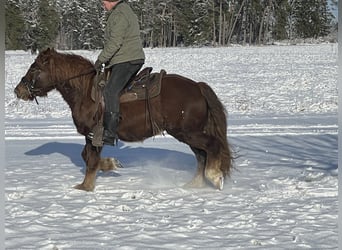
[51,56,96,132]
[55,83,78,110]
[53,65,93,110]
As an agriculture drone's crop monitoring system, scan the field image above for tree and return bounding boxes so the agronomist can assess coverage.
[188,0,211,46]
[36,0,59,49]
[293,0,332,39]
[272,0,290,40]
[5,0,337,50]
[20,0,39,53]
[5,0,25,50]
[20,0,59,53]
[78,0,104,49]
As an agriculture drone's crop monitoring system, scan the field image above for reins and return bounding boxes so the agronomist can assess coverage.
[53,68,96,86]
[28,68,96,105]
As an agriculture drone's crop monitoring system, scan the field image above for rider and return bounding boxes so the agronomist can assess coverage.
[94,0,145,146]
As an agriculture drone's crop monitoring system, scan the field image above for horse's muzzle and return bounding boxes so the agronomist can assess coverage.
[14,84,31,101]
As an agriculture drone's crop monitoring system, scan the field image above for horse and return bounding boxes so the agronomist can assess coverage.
[14,48,233,191]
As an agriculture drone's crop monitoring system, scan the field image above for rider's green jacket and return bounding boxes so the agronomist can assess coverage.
[98,0,145,66]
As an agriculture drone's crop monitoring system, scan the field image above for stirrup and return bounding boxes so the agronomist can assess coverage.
[87,124,104,147]
[87,132,118,147]
[103,130,118,146]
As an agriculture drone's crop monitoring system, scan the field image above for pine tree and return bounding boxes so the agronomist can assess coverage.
[62,1,83,49]
[20,0,59,53]
[293,0,332,39]
[134,0,157,47]
[36,0,59,50]
[317,0,333,37]
[6,0,336,50]
[5,0,25,50]
[273,0,290,40]
[78,0,104,49]
[188,0,211,46]
[21,0,40,53]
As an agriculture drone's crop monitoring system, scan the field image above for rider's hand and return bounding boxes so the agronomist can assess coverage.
[94,60,104,73]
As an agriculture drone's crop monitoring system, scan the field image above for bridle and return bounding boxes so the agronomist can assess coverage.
[21,65,96,105]
[20,66,43,104]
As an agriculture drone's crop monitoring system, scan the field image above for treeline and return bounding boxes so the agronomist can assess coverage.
[5,0,337,52]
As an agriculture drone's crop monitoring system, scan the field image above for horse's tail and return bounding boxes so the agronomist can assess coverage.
[197,82,233,177]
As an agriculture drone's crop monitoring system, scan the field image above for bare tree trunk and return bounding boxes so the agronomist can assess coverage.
[150,0,155,47]
[150,30,153,48]
[288,0,296,42]
[223,12,227,46]
[212,2,216,45]
[159,3,167,47]
[258,8,267,45]
[226,1,235,44]
[219,0,223,45]
[249,23,252,44]
[173,14,177,47]
[242,4,247,45]
[263,0,273,45]
[228,0,246,45]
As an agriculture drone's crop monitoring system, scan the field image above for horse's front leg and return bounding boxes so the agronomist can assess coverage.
[74,140,101,191]
[74,139,123,191]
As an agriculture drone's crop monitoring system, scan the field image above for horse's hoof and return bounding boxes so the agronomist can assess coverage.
[113,158,124,168]
[209,175,224,190]
[218,176,224,191]
[100,158,123,172]
[74,183,94,192]
[205,168,224,190]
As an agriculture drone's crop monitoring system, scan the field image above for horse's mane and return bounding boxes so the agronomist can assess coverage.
[36,48,95,96]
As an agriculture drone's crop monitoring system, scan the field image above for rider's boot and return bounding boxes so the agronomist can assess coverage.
[102,112,119,146]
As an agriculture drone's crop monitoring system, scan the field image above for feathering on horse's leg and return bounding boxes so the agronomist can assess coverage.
[177,132,224,190]
[204,138,225,190]
[205,157,224,190]
[98,157,123,171]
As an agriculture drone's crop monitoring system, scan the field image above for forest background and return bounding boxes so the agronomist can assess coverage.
[5,0,338,53]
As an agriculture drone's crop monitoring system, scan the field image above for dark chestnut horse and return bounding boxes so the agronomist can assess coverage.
[14,48,232,191]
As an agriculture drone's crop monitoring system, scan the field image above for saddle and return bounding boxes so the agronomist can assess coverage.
[91,67,166,103]
[89,67,165,147]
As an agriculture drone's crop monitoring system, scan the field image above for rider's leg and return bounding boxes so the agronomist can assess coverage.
[103,61,143,145]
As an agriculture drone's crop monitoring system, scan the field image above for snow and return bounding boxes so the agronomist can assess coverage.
[5,44,338,249]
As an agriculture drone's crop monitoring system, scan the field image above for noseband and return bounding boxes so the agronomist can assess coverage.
[20,69,42,105]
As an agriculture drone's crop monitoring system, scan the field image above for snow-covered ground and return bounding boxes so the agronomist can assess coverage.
[5,44,338,249]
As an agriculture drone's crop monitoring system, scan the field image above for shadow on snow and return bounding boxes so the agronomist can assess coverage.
[24,141,196,174]
[231,133,337,176]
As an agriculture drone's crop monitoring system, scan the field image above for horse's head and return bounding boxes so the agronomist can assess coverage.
[14,48,57,101]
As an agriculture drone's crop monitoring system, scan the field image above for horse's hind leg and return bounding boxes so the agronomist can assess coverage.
[184,147,206,188]
[181,133,225,190]
[202,136,225,190]
[205,154,224,190]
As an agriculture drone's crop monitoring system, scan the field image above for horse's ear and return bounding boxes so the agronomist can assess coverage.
[41,47,55,55]
[40,48,50,54]
[45,47,54,54]
[36,48,54,67]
